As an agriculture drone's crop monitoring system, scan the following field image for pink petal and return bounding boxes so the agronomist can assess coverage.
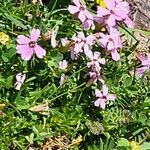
[141,60,150,66]
[70,49,77,60]
[73,0,81,7]
[87,61,93,68]
[83,44,90,53]
[86,35,95,45]
[59,74,66,85]
[107,26,119,34]
[34,45,46,58]
[111,50,120,61]
[51,30,57,48]
[136,53,146,62]
[83,20,92,30]
[100,99,106,109]
[94,99,100,107]
[30,28,40,41]
[78,32,85,39]
[107,94,116,101]
[85,50,93,59]
[59,60,68,70]
[16,73,22,81]
[61,38,69,46]
[78,11,86,22]
[107,15,116,27]
[95,89,103,98]
[136,66,149,75]
[124,17,134,28]
[93,52,100,60]
[97,6,110,16]
[16,73,26,82]
[17,45,33,61]
[17,35,30,44]
[83,9,93,19]
[15,82,22,90]
[74,43,83,54]
[94,16,105,24]
[102,85,108,96]
[95,62,101,71]
[68,5,79,14]
[105,0,115,10]
[99,37,108,48]
[98,58,105,64]
[107,41,114,51]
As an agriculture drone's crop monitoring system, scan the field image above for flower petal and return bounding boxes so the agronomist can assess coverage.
[107,41,114,51]
[107,15,116,27]
[136,66,149,75]
[73,0,81,7]
[59,74,66,85]
[15,82,22,90]
[107,94,116,101]
[97,6,110,16]
[30,28,40,41]
[100,99,106,109]
[105,0,115,10]
[99,37,108,48]
[17,45,33,61]
[68,5,79,14]
[102,85,108,96]
[85,50,93,59]
[51,30,57,48]
[34,45,46,58]
[17,35,30,44]
[111,50,120,61]
[95,89,103,98]
[78,11,86,22]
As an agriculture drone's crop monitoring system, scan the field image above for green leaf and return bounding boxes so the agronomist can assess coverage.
[117,138,130,147]
[140,142,150,150]
[4,13,27,29]
[15,97,29,110]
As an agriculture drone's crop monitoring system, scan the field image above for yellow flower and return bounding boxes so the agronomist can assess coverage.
[0,32,10,45]
[96,0,106,8]
[130,141,140,150]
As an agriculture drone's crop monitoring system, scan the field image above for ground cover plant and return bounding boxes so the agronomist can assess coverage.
[0,0,150,149]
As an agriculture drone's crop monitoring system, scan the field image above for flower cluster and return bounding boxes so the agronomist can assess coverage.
[14,0,135,109]
[67,0,134,108]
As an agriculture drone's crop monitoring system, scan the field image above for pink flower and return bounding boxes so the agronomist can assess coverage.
[51,29,57,48]
[87,70,104,86]
[59,74,66,85]
[82,13,95,30]
[68,0,92,23]
[77,32,95,52]
[17,29,46,61]
[59,60,68,70]
[94,85,116,109]
[14,73,26,90]
[70,32,95,59]
[124,17,134,28]
[136,53,150,75]
[98,32,122,61]
[97,0,132,27]
[85,50,105,72]
[61,38,70,46]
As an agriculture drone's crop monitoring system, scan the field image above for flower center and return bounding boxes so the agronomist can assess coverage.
[110,10,115,14]
[80,6,85,11]
[93,59,97,61]
[108,38,113,41]
[29,41,36,48]
[102,96,107,99]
